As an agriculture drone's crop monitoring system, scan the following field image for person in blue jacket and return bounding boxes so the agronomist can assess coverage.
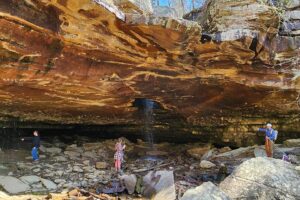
[258,123,275,157]
[31,130,40,161]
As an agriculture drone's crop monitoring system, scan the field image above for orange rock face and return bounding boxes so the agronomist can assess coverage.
[0,0,299,145]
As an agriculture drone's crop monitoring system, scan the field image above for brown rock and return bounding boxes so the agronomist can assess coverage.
[95,162,108,169]
[187,145,212,159]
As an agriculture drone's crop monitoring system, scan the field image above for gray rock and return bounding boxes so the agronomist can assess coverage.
[254,146,267,157]
[19,175,40,184]
[32,168,41,173]
[82,151,96,158]
[220,157,300,200]
[181,181,230,200]
[54,179,66,184]
[73,166,83,173]
[214,146,254,158]
[56,170,64,177]
[0,176,30,194]
[64,151,81,158]
[120,174,137,195]
[53,156,68,162]
[40,178,57,190]
[201,149,216,160]
[200,160,216,169]
[283,139,300,147]
[143,171,176,200]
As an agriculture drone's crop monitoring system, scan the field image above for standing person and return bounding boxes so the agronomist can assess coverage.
[258,123,276,157]
[114,138,126,173]
[31,130,40,161]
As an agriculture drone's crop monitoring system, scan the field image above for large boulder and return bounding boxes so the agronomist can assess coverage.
[120,174,137,195]
[142,171,176,200]
[0,176,30,194]
[283,139,300,147]
[220,157,300,199]
[181,181,230,200]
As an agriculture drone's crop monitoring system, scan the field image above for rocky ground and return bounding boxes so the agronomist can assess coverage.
[0,137,299,200]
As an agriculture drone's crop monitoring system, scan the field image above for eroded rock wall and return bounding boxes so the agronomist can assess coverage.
[0,0,299,146]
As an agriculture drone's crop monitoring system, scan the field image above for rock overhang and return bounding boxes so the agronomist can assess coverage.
[0,0,299,145]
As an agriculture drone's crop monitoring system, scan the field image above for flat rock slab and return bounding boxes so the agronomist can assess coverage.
[19,175,41,185]
[40,178,57,190]
[181,181,230,200]
[0,176,30,194]
[143,170,176,200]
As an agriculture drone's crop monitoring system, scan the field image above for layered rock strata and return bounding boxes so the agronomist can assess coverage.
[0,0,299,146]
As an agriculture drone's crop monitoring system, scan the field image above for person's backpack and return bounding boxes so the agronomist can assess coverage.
[273,130,278,141]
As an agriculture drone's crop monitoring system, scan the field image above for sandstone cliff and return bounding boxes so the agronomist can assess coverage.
[0,0,299,146]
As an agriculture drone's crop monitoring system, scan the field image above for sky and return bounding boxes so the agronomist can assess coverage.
[156,0,205,9]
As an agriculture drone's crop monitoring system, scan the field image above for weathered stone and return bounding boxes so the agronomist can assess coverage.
[41,178,57,190]
[214,146,254,158]
[199,160,216,169]
[95,162,108,169]
[53,156,68,162]
[19,175,40,185]
[64,151,81,158]
[187,145,212,159]
[0,0,298,147]
[82,151,96,158]
[283,138,300,147]
[73,166,84,173]
[220,157,300,199]
[0,176,30,194]
[254,146,267,157]
[181,181,230,200]
[120,174,137,195]
[143,171,176,200]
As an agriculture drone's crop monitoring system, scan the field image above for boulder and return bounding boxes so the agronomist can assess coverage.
[181,181,230,200]
[19,175,40,185]
[200,160,216,169]
[187,145,212,159]
[296,166,300,171]
[120,174,137,195]
[214,146,254,158]
[40,178,57,190]
[142,171,176,200]
[283,139,300,147]
[220,157,300,199]
[0,176,30,194]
